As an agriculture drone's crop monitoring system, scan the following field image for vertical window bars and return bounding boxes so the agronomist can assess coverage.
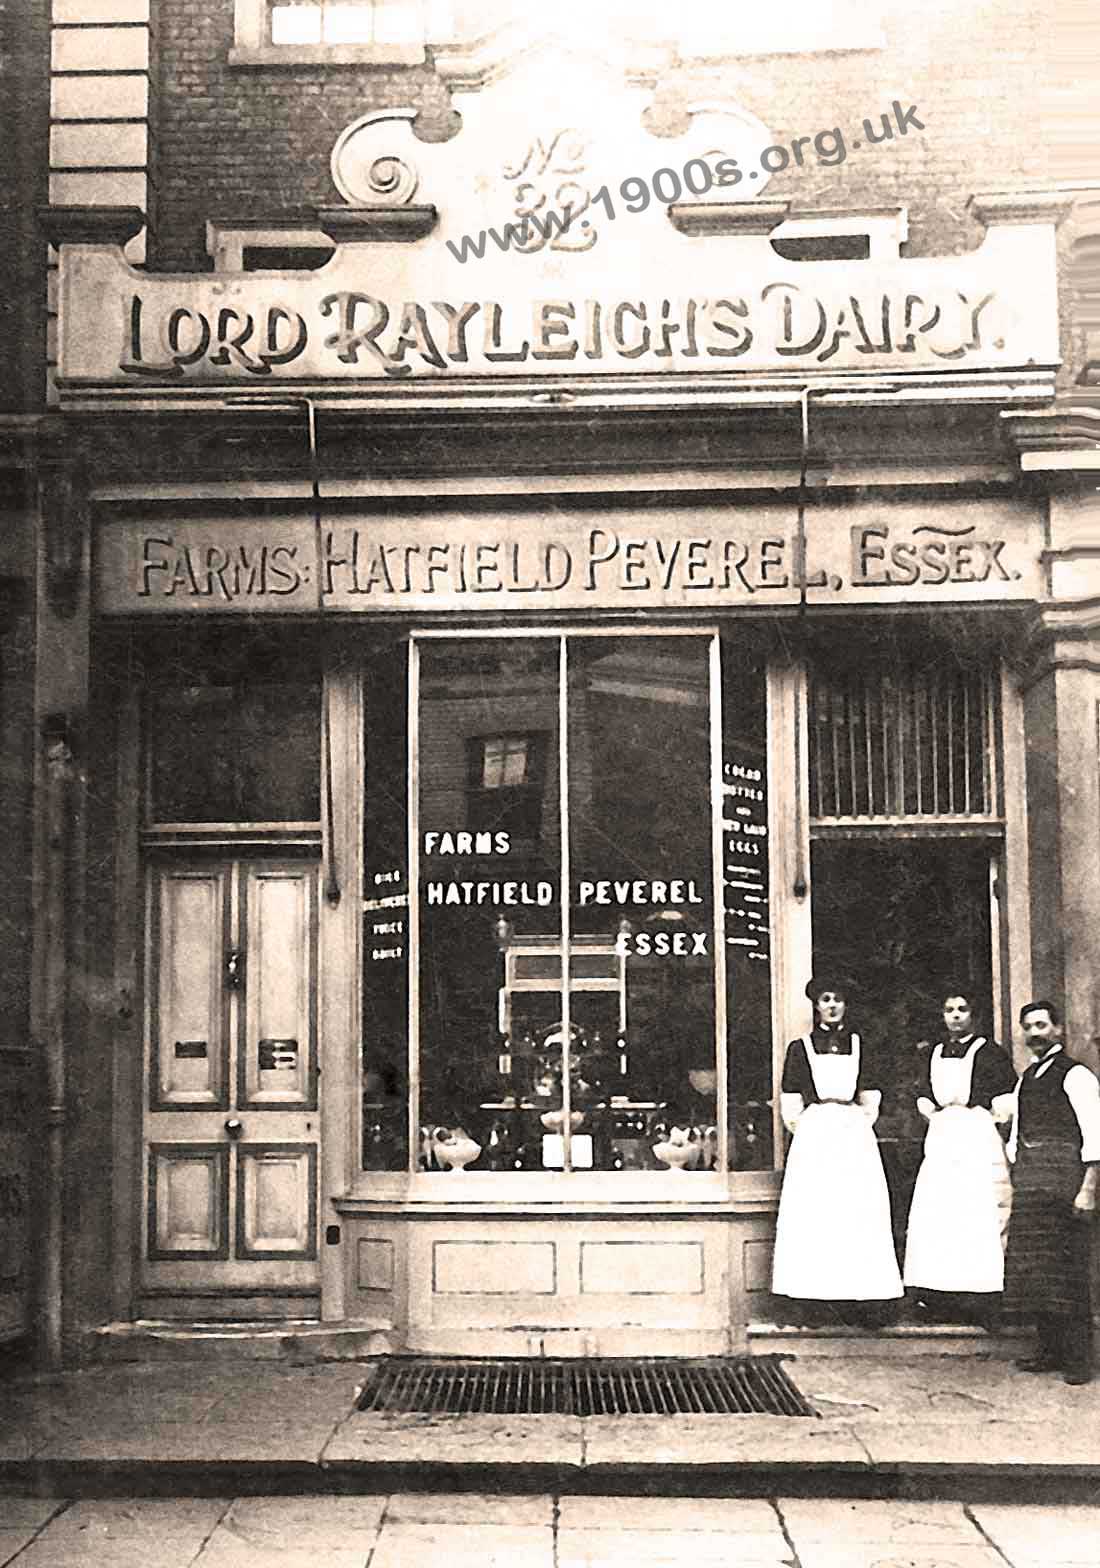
[808,659,997,822]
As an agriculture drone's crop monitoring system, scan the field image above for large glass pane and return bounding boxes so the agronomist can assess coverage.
[362,642,410,1170]
[566,636,716,1173]
[417,638,561,1171]
[149,680,320,824]
[721,640,774,1169]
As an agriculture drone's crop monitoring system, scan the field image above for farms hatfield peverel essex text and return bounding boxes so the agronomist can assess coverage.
[128,522,1023,607]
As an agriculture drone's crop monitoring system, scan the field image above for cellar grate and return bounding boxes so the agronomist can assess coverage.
[355,1355,815,1417]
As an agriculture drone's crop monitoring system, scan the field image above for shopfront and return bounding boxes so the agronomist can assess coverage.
[74,474,1038,1352]
[45,167,1075,1354]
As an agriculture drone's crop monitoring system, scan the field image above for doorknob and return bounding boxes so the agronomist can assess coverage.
[225,947,244,989]
[224,1117,244,1139]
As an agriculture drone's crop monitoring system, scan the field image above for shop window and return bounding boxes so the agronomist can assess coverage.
[721,639,774,1170]
[360,631,776,1180]
[362,641,411,1171]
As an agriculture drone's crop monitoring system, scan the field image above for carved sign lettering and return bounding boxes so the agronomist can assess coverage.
[95,506,1041,615]
[119,287,1005,381]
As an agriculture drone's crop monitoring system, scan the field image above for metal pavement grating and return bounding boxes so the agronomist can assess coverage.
[355,1355,816,1417]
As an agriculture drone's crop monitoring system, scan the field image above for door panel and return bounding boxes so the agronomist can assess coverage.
[151,867,230,1110]
[141,859,321,1311]
[237,1145,318,1259]
[148,1143,229,1260]
[240,864,317,1109]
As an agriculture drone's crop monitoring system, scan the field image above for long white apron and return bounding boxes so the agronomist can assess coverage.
[772,1039,904,1301]
[902,1039,1012,1293]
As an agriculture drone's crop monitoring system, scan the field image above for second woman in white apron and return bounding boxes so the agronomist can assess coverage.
[903,988,1016,1315]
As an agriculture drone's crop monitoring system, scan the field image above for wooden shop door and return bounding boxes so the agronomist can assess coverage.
[139,859,321,1320]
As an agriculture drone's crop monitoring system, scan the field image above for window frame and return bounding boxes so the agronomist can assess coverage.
[231,0,428,67]
[400,625,731,1197]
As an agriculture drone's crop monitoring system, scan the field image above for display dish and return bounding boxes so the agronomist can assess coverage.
[652,1128,701,1170]
[539,1108,586,1132]
[432,1128,482,1171]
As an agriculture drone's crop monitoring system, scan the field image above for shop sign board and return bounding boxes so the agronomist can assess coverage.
[58,219,1057,388]
[96,498,1043,614]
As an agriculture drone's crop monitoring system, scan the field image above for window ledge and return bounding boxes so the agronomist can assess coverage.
[336,1170,782,1218]
[228,43,426,68]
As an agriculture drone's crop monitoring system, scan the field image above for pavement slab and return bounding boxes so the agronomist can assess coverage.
[968,1502,1100,1565]
[5,1352,1100,1498]
[852,1415,1100,1473]
[579,1413,871,1470]
[364,1520,555,1568]
[0,1528,59,1568]
[192,1543,370,1568]
[218,1495,388,1536]
[322,1411,585,1470]
[789,1545,1005,1568]
[776,1498,979,1545]
[4,1498,231,1568]
[382,1492,554,1524]
[557,1494,782,1531]
[0,1498,67,1529]
[556,1527,792,1567]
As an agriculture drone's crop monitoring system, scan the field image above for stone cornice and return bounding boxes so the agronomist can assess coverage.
[1001,405,1100,474]
[38,205,145,249]
[667,201,790,237]
[968,190,1076,227]
[316,206,438,243]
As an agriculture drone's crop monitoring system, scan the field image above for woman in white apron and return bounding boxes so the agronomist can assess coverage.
[903,988,1016,1314]
[772,976,904,1313]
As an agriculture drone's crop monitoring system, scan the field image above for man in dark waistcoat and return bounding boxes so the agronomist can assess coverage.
[1003,1000,1100,1384]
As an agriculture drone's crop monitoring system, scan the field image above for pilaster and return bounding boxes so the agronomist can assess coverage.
[31,433,91,1364]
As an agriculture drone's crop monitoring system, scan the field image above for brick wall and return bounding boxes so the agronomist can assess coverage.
[152,0,1052,272]
[0,0,51,413]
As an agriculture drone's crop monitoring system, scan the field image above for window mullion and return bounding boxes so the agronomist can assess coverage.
[407,638,421,1177]
[558,635,572,1175]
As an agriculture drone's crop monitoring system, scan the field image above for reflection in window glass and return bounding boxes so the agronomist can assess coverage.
[566,637,716,1171]
[149,681,320,824]
[418,640,561,1168]
[481,736,530,789]
[416,635,721,1175]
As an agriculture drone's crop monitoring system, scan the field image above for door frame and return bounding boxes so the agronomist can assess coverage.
[109,656,363,1324]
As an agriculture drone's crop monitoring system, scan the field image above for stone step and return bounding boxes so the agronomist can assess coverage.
[747,1321,1030,1358]
[85,1319,396,1365]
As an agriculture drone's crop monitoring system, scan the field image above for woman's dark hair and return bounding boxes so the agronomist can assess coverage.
[805,972,853,1003]
[941,983,977,1007]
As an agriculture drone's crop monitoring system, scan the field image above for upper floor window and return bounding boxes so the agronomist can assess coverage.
[232,0,430,64]
[479,734,533,790]
[269,0,424,45]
